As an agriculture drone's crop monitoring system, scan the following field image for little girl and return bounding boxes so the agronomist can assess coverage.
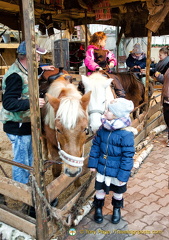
[84,31,125,98]
[88,98,136,224]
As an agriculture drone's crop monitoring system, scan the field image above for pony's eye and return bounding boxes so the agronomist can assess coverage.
[84,127,89,135]
[56,128,62,133]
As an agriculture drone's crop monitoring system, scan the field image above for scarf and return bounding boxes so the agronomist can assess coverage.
[155,56,169,73]
[131,53,146,60]
[101,116,131,131]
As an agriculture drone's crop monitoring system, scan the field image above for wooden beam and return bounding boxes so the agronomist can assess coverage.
[0,1,19,12]
[0,43,19,48]
[134,114,164,146]
[93,0,151,9]
[145,29,152,106]
[46,171,92,202]
[21,0,48,239]
[0,206,36,237]
[146,0,169,32]
[60,177,95,215]
[0,176,33,206]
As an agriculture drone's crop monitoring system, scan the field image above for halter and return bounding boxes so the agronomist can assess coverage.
[88,109,105,115]
[57,138,85,167]
[88,93,107,116]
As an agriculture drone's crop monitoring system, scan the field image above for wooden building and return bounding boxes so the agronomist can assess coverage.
[0,1,168,239]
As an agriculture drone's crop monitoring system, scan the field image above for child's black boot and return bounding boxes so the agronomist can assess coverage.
[93,196,104,224]
[111,197,123,224]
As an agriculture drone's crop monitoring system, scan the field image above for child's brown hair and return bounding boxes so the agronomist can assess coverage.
[89,31,107,47]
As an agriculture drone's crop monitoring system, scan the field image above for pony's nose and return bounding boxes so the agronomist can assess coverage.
[64,167,82,177]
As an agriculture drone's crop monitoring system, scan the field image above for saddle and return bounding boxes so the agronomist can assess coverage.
[39,67,71,97]
[78,69,126,98]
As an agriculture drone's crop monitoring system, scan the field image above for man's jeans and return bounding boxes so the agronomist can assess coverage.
[7,134,33,184]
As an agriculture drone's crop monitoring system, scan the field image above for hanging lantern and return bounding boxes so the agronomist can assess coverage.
[95,0,111,21]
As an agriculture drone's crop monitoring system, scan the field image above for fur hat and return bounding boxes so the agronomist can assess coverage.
[132,43,143,54]
[108,98,134,118]
[17,41,47,55]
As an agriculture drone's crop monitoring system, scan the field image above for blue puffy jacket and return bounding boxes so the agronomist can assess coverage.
[126,53,146,72]
[88,127,135,182]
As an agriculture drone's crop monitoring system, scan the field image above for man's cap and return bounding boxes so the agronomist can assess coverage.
[17,41,47,55]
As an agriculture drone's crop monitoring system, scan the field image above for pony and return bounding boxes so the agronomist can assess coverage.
[41,73,91,178]
[81,71,145,133]
[110,72,145,107]
[81,72,115,132]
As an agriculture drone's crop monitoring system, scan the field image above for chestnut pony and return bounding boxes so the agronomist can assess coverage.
[41,72,91,178]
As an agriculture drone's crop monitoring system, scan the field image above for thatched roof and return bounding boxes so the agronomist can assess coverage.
[0,0,169,37]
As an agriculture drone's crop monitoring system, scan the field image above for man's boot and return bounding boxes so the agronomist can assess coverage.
[111,197,123,224]
[93,196,104,224]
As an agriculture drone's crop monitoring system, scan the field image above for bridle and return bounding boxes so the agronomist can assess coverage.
[88,109,105,115]
[56,131,85,168]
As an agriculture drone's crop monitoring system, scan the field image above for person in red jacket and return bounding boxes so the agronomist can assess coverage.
[84,31,125,98]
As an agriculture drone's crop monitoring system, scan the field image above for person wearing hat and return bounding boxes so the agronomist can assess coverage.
[88,98,136,224]
[0,41,54,184]
[126,43,146,81]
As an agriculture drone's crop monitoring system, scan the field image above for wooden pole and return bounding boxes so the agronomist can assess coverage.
[84,9,88,51]
[18,0,25,41]
[84,9,88,75]
[21,0,48,239]
[145,29,152,107]
[116,26,119,72]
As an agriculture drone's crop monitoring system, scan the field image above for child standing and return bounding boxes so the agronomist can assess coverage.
[88,98,136,224]
[84,31,125,98]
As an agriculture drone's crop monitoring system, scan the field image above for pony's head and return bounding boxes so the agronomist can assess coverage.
[45,81,91,177]
[81,72,114,133]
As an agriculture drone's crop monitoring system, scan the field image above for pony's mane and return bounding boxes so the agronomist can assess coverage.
[45,80,86,129]
[87,72,113,98]
[88,72,108,85]
[85,72,115,107]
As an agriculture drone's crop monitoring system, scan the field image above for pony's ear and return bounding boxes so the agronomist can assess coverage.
[58,89,67,98]
[81,91,91,110]
[45,93,60,111]
[81,75,90,88]
[104,78,113,88]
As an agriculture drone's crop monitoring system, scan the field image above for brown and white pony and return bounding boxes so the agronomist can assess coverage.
[42,74,91,178]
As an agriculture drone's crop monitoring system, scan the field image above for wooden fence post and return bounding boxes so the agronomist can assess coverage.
[21,0,48,239]
[145,29,152,106]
